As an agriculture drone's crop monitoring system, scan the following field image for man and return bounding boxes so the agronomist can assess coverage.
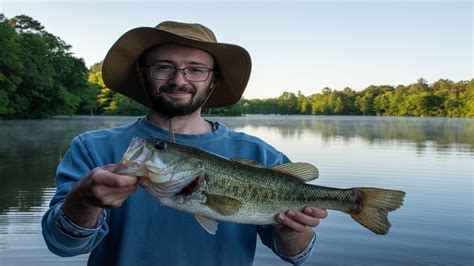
[42,21,327,265]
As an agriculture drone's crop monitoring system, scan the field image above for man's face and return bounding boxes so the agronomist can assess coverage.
[140,44,217,117]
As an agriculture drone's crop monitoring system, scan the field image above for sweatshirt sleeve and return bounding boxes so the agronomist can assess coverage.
[257,225,317,265]
[256,148,317,265]
[41,136,109,257]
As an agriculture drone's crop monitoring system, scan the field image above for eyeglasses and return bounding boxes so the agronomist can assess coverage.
[143,64,215,82]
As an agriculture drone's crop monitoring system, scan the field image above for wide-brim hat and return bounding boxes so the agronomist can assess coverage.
[102,21,252,108]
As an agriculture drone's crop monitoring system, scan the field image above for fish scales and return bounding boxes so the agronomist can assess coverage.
[116,137,405,235]
[202,154,358,213]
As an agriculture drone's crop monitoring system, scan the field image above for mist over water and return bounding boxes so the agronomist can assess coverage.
[1,115,472,265]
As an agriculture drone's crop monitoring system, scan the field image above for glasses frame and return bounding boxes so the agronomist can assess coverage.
[142,65,215,82]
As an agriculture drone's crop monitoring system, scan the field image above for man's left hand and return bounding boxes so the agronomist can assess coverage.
[273,207,328,256]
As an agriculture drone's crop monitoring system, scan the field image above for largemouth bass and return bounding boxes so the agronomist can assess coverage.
[116,137,405,235]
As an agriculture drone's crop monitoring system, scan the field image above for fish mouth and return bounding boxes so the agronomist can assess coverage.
[176,175,203,196]
[142,159,205,198]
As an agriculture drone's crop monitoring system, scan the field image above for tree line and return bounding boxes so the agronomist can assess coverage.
[213,79,474,117]
[0,14,98,118]
[1,15,473,119]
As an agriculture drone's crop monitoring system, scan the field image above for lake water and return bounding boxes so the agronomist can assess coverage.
[0,115,472,265]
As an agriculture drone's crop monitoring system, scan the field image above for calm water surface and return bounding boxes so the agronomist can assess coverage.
[0,115,473,265]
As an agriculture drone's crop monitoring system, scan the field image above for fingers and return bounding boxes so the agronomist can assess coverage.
[275,207,327,232]
[90,166,138,187]
[75,165,140,208]
[100,173,137,187]
[275,212,307,232]
[92,183,137,201]
[96,185,138,208]
[304,207,328,219]
[86,183,137,208]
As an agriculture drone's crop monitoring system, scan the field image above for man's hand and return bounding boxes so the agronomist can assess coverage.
[62,164,138,228]
[273,207,328,256]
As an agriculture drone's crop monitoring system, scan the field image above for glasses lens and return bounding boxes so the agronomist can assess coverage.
[184,67,210,81]
[149,66,211,81]
[150,65,174,80]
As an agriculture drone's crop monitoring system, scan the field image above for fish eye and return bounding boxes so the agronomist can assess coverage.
[154,142,167,150]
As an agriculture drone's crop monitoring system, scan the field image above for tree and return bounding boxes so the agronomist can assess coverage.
[88,68,114,113]
[277,92,299,114]
[0,15,23,116]
[7,14,44,33]
[88,62,146,115]
[461,80,474,117]
[340,87,358,115]
[1,15,470,119]
[0,14,92,118]
[356,85,393,115]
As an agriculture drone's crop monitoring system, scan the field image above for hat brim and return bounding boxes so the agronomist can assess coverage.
[102,27,251,108]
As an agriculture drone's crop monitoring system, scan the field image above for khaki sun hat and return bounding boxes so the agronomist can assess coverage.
[102,21,252,108]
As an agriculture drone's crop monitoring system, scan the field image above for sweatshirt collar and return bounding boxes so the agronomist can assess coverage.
[137,116,226,142]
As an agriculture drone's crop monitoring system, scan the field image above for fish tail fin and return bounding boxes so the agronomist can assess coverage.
[350,188,405,234]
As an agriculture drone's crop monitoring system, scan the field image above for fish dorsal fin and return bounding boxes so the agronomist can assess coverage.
[232,158,265,168]
[271,162,319,182]
[205,194,242,216]
[195,215,218,235]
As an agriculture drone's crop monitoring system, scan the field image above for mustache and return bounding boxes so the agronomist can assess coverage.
[159,85,196,94]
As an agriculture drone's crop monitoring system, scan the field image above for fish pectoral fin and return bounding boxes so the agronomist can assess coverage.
[232,158,265,168]
[205,194,242,216]
[271,162,319,182]
[195,215,218,235]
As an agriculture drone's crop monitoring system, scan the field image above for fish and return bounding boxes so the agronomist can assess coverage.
[115,137,405,235]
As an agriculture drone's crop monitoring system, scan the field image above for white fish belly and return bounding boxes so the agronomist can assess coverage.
[160,197,277,225]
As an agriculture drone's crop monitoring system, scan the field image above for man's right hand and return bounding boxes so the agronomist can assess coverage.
[62,164,138,228]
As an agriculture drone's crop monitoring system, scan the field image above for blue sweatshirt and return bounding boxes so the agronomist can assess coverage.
[41,117,316,265]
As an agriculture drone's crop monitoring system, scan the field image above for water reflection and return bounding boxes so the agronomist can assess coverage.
[219,116,474,153]
[0,115,473,264]
[0,115,472,215]
[0,117,137,215]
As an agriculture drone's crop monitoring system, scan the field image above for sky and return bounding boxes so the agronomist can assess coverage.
[1,0,472,99]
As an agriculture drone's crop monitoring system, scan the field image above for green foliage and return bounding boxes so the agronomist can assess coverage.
[8,14,44,33]
[212,79,473,117]
[87,62,147,115]
[0,14,471,118]
[0,14,93,118]
[461,80,474,117]
[0,16,23,116]
[208,99,245,116]
[105,93,148,115]
[356,85,393,115]
[88,67,113,112]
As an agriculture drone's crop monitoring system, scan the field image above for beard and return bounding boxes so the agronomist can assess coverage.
[144,80,211,118]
